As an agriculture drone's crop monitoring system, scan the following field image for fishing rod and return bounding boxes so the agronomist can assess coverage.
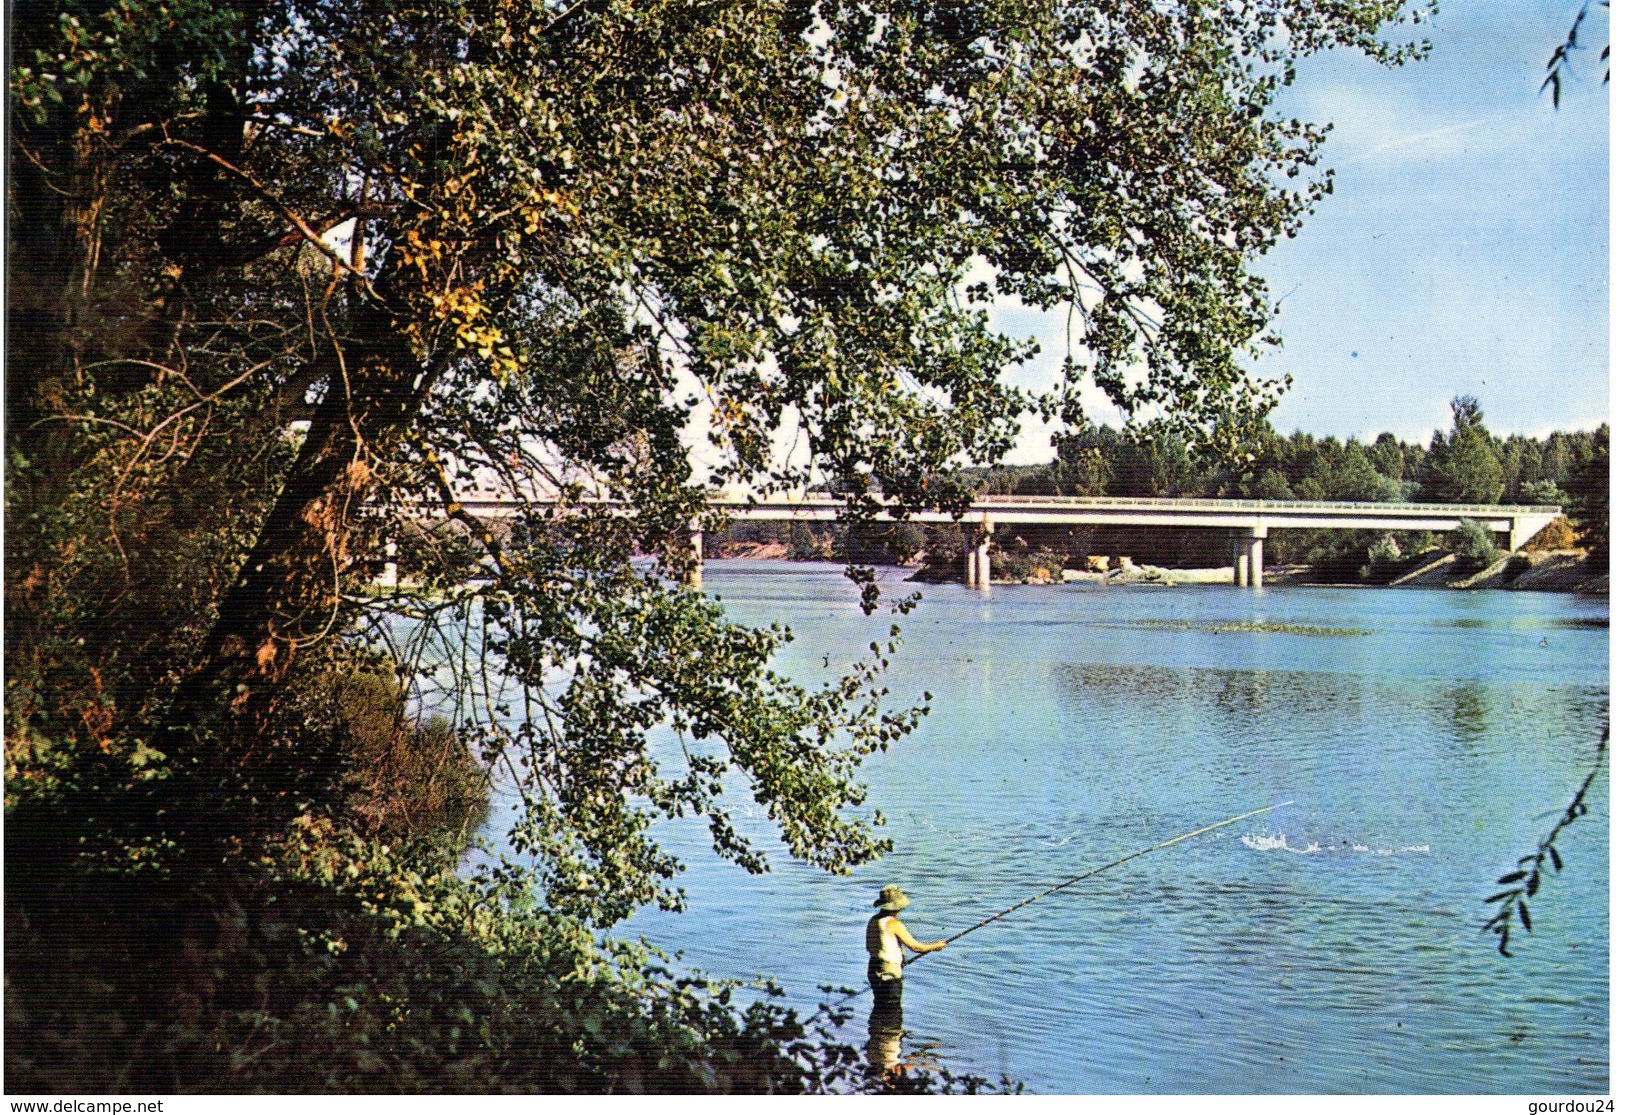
[899,799,1295,969]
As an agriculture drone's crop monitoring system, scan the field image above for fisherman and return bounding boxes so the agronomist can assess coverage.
[867,884,947,992]
[865,884,945,1075]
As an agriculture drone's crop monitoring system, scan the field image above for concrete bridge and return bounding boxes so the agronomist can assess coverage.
[459,493,1561,589]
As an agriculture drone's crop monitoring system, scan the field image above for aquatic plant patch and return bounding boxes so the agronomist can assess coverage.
[1135,619,1375,636]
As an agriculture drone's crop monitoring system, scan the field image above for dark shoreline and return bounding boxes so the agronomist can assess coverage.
[705,547,1608,595]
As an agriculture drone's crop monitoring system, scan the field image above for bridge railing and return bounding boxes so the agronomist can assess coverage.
[457,492,1561,518]
[710,494,1561,516]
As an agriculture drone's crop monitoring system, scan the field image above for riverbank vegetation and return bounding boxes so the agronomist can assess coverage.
[10,0,1437,1092]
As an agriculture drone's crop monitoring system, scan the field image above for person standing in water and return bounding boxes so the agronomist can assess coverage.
[867,884,948,990]
[865,884,946,1075]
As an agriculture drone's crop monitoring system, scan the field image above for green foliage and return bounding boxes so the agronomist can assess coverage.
[706,518,930,566]
[316,663,488,847]
[5,816,994,1094]
[1568,425,1609,569]
[989,547,1066,584]
[788,522,836,562]
[1251,469,1297,500]
[1450,519,1499,573]
[1359,533,1404,583]
[9,0,1452,919]
[1046,407,1598,519]
[917,400,1607,578]
[1302,534,1367,582]
[1518,478,1565,505]
[1483,727,1607,956]
[1015,404,1600,571]
[1421,396,1505,504]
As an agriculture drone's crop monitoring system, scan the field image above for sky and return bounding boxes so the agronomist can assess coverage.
[994,0,1610,461]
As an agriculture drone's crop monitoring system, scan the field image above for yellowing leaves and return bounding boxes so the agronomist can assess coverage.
[395,227,449,281]
[710,396,750,430]
[520,188,577,234]
[426,285,525,379]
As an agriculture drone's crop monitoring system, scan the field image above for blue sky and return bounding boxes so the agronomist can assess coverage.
[996,1,1610,460]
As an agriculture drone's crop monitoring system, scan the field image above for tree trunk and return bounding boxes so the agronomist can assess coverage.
[184,290,427,739]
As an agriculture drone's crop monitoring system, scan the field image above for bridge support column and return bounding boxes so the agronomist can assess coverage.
[1248,524,1267,589]
[685,526,704,589]
[1232,534,1247,587]
[964,520,992,589]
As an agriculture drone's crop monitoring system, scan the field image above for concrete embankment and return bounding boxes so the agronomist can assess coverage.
[1063,549,1606,593]
[1393,548,1606,594]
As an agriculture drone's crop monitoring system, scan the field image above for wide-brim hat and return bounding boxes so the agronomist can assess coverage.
[874,884,911,912]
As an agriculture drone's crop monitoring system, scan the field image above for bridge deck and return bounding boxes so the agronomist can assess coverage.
[457,493,1560,547]
[708,495,1560,540]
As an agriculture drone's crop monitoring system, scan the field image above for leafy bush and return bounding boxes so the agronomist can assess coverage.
[1450,519,1499,573]
[1359,534,1404,583]
[4,804,999,1095]
[788,522,836,561]
[990,548,1065,584]
[317,664,488,847]
[1518,479,1565,506]
[2,827,781,1092]
[860,522,927,565]
[1304,537,1367,583]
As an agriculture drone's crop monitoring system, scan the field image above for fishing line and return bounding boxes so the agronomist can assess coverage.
[899,799,1294,968]
[831,800,1298,1005]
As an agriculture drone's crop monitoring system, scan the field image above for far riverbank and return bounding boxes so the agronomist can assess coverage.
[707,541,1607,595]
[1056,547,1605,594]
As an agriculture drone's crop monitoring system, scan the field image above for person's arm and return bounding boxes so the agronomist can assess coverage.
[890,917,947,953]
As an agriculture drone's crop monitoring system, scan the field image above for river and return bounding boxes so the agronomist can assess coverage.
[486,559,1610,1093]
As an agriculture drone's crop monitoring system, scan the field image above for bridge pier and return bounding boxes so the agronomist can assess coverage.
[964,519,992,589]
[685,526,704,588]
[1233,525,1266,588]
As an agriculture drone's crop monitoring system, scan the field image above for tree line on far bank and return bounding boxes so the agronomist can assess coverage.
[716,397,1609,580]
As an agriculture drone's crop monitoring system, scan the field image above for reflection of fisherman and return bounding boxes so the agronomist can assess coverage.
[865,885,946,1075]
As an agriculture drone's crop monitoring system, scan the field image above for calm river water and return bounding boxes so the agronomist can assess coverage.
[489,560,1610,1093]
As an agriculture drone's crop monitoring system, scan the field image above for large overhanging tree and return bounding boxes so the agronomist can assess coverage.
[9,0,1426,924]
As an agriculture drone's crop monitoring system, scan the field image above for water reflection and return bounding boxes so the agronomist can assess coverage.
[1445,682,1490,741]
[866,980,905,1077]
[863,984,955,1085]
[1214,669,1270,713]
